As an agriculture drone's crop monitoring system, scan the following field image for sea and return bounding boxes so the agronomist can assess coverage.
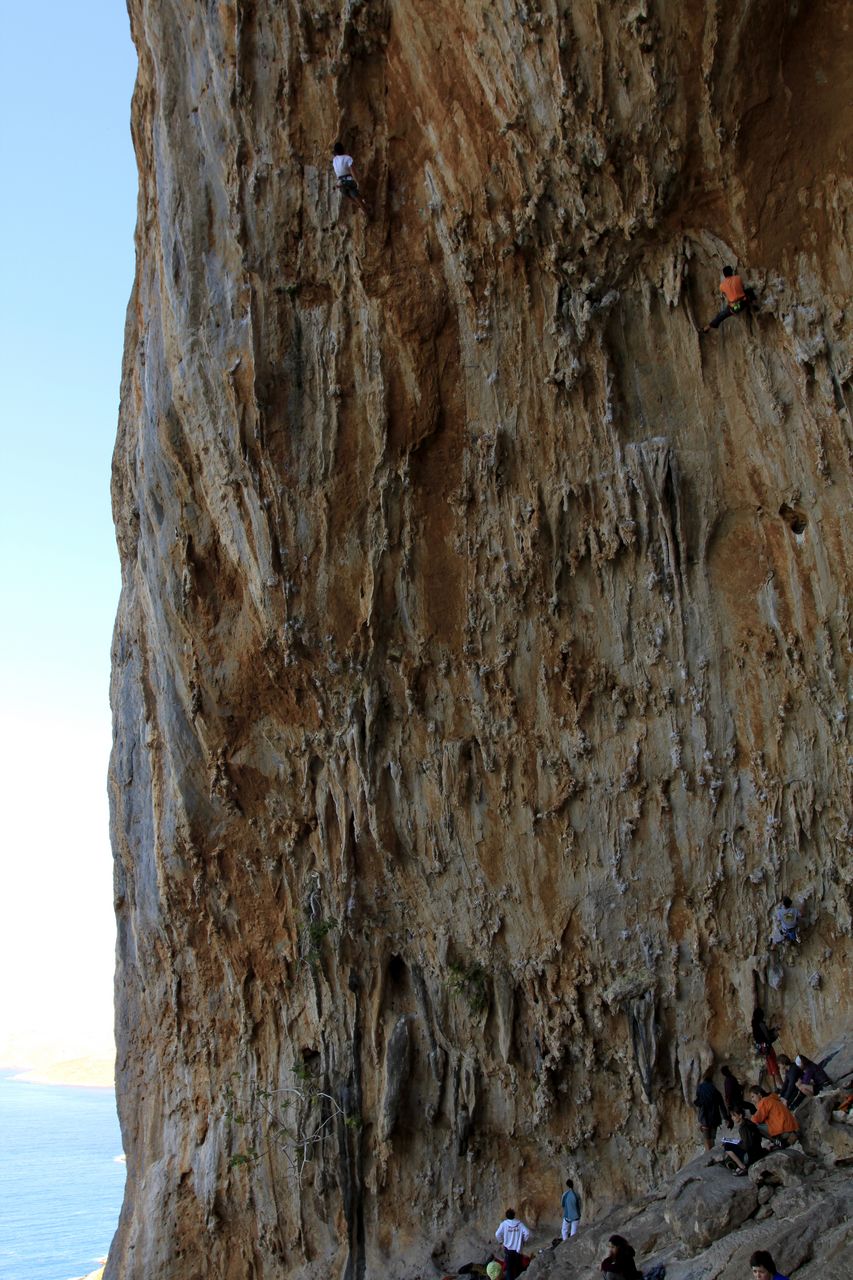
[0,1073,126,1280]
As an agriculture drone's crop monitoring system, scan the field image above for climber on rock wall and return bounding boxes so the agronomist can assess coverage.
[700,265,750,333]
[751,1007,783,1089]
[770,897,801,946]
[332,141,369,216]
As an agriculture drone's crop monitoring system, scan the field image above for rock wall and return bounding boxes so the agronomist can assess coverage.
[108,1,853,1277]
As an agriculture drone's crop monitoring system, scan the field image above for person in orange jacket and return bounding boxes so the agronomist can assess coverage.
[748,1087,799,1145]
[701,265,749,333]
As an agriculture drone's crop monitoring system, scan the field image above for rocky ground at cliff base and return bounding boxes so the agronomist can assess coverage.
[434,1033,853,1280]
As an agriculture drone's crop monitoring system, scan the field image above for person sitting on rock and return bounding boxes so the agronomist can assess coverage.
[601,1234,642,1279]
[770,897,801,946]
[793,1053,832,1100]
[750,1248,790,1280]
[748,1086,799,1145]
[495,1209,531,1280]
[776,1054,802,1106]
[723,1103,766,1175]
[694,1069,730,1150]
[700,265,750,334]
[332,141,369,216]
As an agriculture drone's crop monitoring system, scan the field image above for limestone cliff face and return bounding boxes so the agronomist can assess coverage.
[108,1,852,1276]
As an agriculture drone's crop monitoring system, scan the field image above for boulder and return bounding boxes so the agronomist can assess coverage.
[664,1161,758,1250]
[795,1093,853,1164]
[747,1147,811,1187]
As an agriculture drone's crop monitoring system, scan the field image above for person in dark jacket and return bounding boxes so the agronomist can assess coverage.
[721,1065,754,1116]
[601,1235,642,1279]
[777,1054,802,1105]
[695,1071,730,1149]
[723,1104,766,1174]
[794,1054,831,1099]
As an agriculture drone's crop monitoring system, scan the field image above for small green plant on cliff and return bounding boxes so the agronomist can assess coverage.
[301,914,337,970]
[224,1071,355,1185]
[447,961,489,1015]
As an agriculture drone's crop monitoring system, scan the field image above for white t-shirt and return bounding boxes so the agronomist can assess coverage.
[495,1219,530,1252]
[333,154,354,178]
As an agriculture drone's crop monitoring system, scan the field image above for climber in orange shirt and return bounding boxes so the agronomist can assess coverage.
[701,265,749,334]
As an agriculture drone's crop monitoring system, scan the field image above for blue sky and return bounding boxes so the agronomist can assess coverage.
[0,2,137,1065]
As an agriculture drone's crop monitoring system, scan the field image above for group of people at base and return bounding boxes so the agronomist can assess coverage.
[602,1240,790,1280]
[467,1217,788,1279]
[693,1009,836,1177]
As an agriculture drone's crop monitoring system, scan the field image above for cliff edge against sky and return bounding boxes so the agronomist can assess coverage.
[109,1,852,1276]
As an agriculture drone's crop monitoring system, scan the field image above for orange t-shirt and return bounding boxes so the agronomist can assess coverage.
[720,274,747,305]
[753,1093,799,1136]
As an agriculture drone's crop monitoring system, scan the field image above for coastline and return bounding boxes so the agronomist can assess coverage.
[2,1056,115,1089]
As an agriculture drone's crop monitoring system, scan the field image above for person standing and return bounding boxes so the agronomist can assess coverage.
[749,1248,790,1279]
[495,1208,531,1280]
[721,1065,753,1116]
[694,1070,730,1150]
[560,1178,581,1239]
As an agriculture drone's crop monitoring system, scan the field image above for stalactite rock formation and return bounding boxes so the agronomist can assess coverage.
[109,1,852,1276]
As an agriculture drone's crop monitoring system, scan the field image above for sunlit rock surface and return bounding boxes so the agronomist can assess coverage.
[108,1,852,1276]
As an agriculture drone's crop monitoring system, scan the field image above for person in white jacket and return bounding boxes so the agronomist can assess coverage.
[332,142,369,215]
[495,1209,531,1279]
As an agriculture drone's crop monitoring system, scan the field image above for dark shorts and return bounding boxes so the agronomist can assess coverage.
[338,176,360,199]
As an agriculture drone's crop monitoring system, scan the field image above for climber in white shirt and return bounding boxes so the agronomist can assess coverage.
[332,142,369,215]
[495,1209,531,1279]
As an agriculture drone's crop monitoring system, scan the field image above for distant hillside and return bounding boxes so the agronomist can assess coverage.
[12,1055,115,1089]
